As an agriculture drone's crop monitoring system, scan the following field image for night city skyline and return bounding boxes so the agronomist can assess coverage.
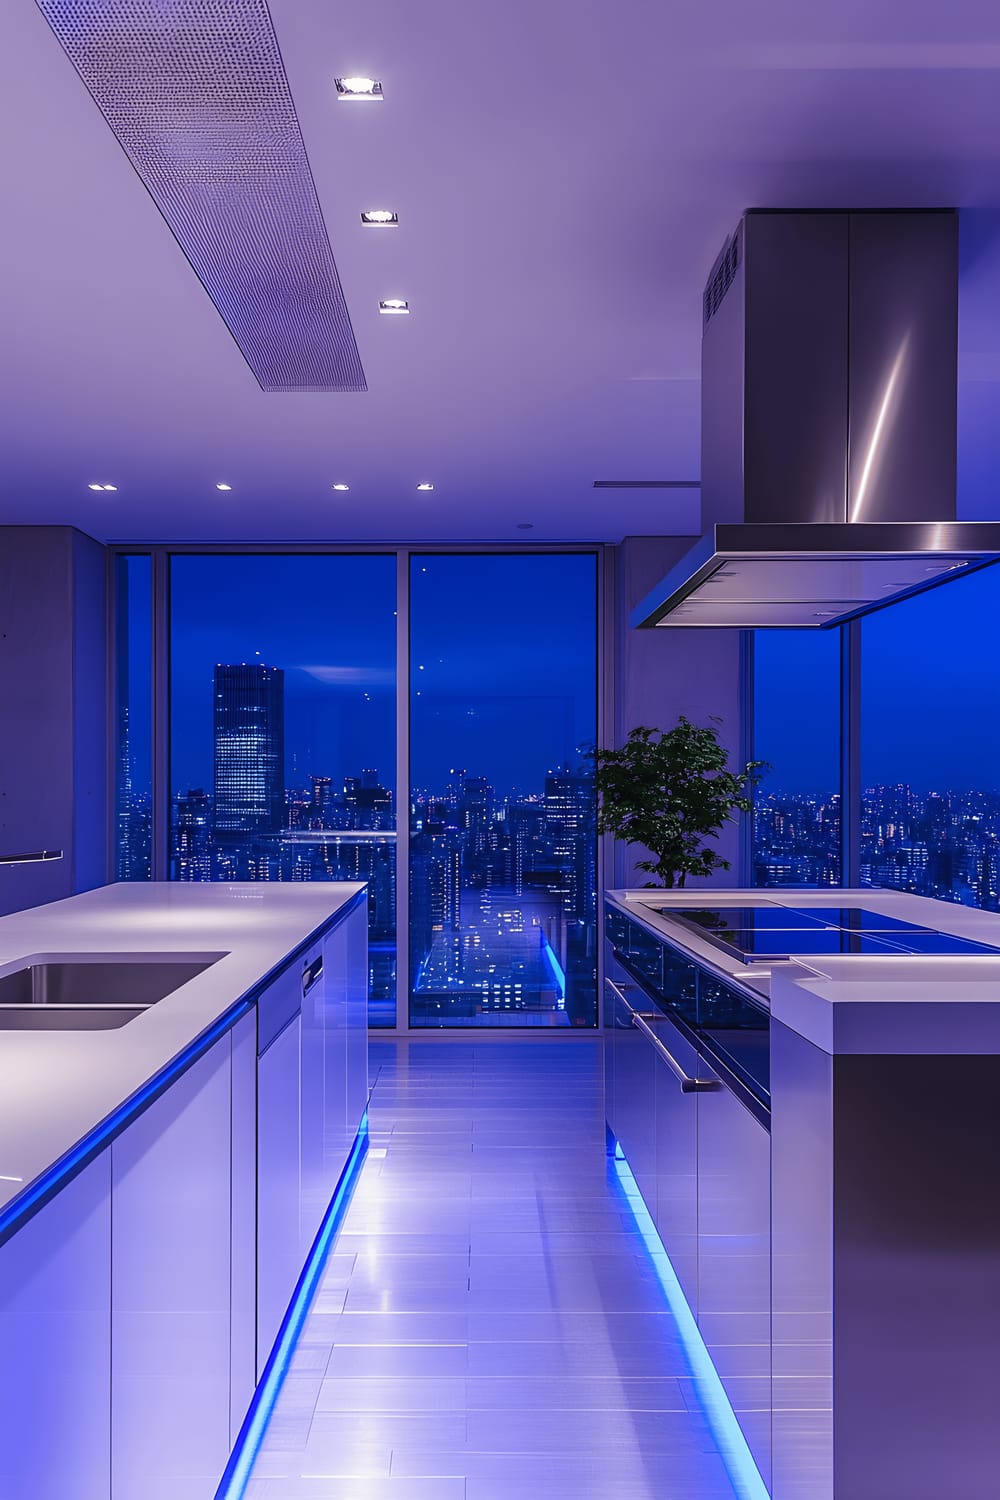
[117,552,600,1028]
[118,647,598,1027]
[117,554,1000,1012]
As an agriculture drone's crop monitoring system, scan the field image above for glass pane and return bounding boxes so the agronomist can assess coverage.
[114,555,153,880]
[408,554,598,1028]
[169,555,398,1026]
[752,629,841,886]
[861,564,1000,911]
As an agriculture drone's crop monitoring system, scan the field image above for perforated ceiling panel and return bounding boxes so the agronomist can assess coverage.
[36,0,366,392]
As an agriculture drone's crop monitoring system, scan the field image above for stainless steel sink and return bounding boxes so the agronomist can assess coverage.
[0,1006,148,1031]
[0,954,223,1029]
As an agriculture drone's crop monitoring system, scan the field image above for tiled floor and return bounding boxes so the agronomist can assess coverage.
[244,1039,742,1499]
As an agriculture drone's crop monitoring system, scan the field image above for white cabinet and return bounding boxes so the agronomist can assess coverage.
[314,904,369,1186]
[340,903,369,1138]
[0,1153,112,1500]
[300,938,340,1250]
[229,1010,258,1439]
[256,961,302,1373]
[258,901,368,1374]
[0,897,369,1497]
[111,1036,234,1500]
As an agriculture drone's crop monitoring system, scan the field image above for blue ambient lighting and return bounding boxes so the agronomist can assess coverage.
[611,1140,771,1500]
[214,1113,370,1500]
[541,937,566,999]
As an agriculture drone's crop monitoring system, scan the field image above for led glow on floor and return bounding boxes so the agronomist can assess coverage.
[232,1039,761,1499]
[611,1141,770,1500]
[215,1113,370,1500]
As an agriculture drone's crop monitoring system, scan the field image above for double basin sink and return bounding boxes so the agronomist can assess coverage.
[0,956,222,1030]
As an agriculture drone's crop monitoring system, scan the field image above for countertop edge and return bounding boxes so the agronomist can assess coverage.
[0,884,366,1245]
[608,888,1000,1056]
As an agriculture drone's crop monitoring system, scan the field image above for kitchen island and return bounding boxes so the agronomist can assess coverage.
[0,882,369,1500]
[605,887,1000,1500]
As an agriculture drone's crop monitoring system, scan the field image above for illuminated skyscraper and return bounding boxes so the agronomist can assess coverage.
[213,664,285,838]
[309,775,333,826]
[174,787,212,880]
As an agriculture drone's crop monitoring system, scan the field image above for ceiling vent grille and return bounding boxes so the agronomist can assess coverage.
[36,0,366,392]
[702,226,741,328]
[593,480,700,489]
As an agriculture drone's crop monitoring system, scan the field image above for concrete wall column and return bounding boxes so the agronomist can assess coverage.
[0,526,108,915]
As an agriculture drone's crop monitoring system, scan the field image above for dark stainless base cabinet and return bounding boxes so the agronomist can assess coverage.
[605,956,771,1488]
[697,1058,771,1488]
[608,980,657,1215]
[654,1016,700,1314]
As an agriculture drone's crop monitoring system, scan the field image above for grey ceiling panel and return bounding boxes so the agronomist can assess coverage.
[36,0,366,392]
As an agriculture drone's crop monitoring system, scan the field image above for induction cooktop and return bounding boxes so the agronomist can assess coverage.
[653,905,1000,963]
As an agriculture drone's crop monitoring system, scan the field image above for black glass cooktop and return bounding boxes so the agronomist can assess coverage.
[653,905,1000,962]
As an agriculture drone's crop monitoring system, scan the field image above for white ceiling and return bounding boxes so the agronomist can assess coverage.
[3,0,1000,544]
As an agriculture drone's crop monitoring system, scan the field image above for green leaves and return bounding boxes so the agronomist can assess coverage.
[589,719,766,889]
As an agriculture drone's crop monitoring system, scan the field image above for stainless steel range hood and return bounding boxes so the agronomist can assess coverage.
[633,210,1000,629]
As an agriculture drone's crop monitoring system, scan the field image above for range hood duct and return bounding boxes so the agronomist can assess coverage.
[633,210,1000,628]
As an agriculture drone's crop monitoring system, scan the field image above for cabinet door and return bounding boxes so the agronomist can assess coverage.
[257,1009,302,1372]
[300,938,335,1251]
[650,1011,700,1316]
[0,1153,112,1500]
[340,901,369,1137]
[602,961,618,1138]
[697,1070,771,1488]
[607,979,656,1213]
[230,1010,257,1441]
[112,1040,233,1500]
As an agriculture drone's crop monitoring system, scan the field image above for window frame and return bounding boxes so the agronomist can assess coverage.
[742,624,854,889]
[109,542,611,1034]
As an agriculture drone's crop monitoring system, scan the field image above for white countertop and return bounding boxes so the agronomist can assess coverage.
[0,882,364,1221]
[609,887,1000,1055]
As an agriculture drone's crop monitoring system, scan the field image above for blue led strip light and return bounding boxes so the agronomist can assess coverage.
[541,937,566,999]
[0,997,254,1250]
[35,0,366,392]
[0,897,366,1250]
[215,1112,370,1500]
[610,1137,771,1500]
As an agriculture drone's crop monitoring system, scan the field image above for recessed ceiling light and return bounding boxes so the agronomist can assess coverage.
[88,482,117,491]
[416,481,434,491]
[216,483,232,491]
[379,299,409,315]
[361,210,398,226]
[332,483,350,491]
[335,76,383,101]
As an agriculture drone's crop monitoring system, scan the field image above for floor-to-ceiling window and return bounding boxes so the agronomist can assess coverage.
[168,555,398,1026]
[408,554,598,1028]
[751,629,841,886]
[861,564,1000,909]
[114,554,153,881]
[115,549,600,1029]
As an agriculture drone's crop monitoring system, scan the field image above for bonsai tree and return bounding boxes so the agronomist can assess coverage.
[590,718,765,889]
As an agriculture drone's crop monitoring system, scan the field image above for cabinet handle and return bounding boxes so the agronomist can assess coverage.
[630,1010,720,1093]
[302,955,324,997]
[606,977,719,1095]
